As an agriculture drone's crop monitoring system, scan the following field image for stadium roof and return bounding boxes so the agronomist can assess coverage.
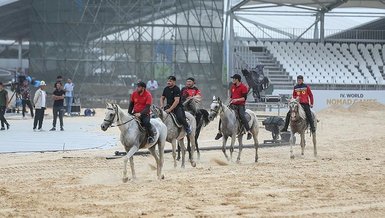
[232,0,385,11]
[1,0,385,40]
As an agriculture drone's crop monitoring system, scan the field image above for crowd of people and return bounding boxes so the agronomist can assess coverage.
[0,75,75,131]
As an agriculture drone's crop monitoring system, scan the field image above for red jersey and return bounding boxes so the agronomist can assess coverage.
[130,90,152,114]
[181,86,201,101]
[230,83,248,105]
[293,83,313,105]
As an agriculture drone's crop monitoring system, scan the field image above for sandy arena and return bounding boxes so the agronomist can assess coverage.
[0,102,385,217]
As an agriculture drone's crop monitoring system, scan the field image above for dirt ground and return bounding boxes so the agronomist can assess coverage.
[0,102,385,217]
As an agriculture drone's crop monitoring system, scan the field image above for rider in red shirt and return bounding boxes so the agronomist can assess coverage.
[181,77,201,103]
[128,81,155,143]
[215,74,252,140]
[281,75,315,133]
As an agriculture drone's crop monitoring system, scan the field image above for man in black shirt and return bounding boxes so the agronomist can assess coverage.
[160,76,192,135]
[50,82,65,131]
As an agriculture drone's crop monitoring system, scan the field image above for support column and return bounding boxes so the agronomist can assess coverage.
[313,13,319,40]
[18,39,22,70]
[320,12,325,43]
[228,13,234,85]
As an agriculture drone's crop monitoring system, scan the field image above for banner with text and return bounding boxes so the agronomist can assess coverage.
[273,90,385,112]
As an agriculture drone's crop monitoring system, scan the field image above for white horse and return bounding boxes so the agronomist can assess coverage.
[100,103,167,182]
[288,98,317,159]
[208,97,259,163]
[151,105,197,168]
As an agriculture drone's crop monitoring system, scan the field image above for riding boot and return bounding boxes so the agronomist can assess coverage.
[281,111,291,132]
[146,125,155,143]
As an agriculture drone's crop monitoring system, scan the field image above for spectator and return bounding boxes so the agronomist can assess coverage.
[0,82,10,130]
[64,78,74,116]
[146,79,159,91]
[20,80,34,119]
[50,82,65,131]
[55,75,63,88]
[33,81,47,131]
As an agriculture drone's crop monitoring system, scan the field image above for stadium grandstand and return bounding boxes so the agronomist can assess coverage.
[225,0,385,110]
[1,0,385,110]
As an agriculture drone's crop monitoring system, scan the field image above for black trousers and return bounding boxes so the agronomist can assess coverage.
[283,103,315,130]
[0,106,9,128]
[173,106,190,130]
[231,104,250,131]
[33,108,45,129]
[22,99,34,117]
[218,104,250,132]
[52,106,64,128]
[140,113,153,137]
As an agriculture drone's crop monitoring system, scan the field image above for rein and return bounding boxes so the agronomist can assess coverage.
[104,105,136,128]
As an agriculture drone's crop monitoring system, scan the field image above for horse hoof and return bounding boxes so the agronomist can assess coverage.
[290,155,295,159]
[181,165,185,169]
[122,177,129,183]
[159,175,165,180]
[191,161,196,167]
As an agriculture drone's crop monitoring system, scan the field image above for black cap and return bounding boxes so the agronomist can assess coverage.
[137,81,146,88]
[168,76,176,81]
[297,75,304,80]
[186,77,195,82]
[231,74,242,81]
[0,82,3,86]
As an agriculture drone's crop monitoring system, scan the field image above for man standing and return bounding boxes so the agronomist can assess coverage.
[281,75,315,133]
[64,78,74,116]
[128,81,155,143]
[20,80,34,118]
[160,76,192,135]
[0,82,10,130]
[215,74,252,140]
[50,82,65,131]
[33,81,47,131]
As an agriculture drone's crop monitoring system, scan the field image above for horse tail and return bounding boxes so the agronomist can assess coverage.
[249,110,259,129]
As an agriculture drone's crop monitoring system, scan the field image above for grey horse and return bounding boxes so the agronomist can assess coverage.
[151,105,197,168]
[101,103,167,182]
[288,98,317,159]
[208,97,259,163]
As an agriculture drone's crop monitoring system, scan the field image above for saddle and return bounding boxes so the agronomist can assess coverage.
[168,113,183,128]
[134,119,146,132]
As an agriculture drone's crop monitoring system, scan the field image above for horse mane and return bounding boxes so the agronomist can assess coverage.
[183,96,201,114]
[290,98,306,120]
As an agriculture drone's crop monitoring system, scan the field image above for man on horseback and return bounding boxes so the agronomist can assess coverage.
[128,81,155,143]
[181,77,201,104]
[215,74,252,140]
[160,76,192,135]
[281,75,316,133]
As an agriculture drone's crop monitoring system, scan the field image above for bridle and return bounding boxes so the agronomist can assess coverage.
[104,104,136,128]
[210,99,223,118]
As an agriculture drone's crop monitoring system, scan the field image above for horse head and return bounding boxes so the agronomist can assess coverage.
[208,96,222,121]
[150,105,164,120]
[101,103,118,131]
[288,97,305,122]
[183,95,201,114]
